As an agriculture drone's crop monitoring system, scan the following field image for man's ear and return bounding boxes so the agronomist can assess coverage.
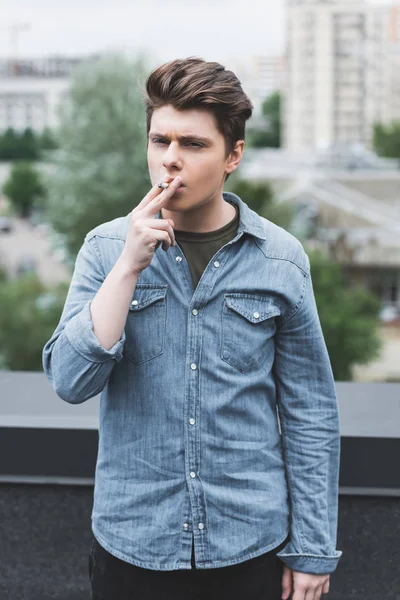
[225,140,245,176]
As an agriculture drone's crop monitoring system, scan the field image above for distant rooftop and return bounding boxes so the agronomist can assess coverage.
[0,54,101,79]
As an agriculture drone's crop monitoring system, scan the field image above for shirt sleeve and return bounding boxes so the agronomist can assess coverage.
[42,234,126,403]
[274,252,343,575]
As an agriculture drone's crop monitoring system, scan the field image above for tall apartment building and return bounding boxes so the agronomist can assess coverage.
[284,0,390,152]
[389,4,400,41]
[0,55,95,133]
[384,5,400,125]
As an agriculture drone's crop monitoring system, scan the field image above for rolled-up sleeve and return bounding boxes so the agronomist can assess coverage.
[42,234,126,403]
[274,253,343,575]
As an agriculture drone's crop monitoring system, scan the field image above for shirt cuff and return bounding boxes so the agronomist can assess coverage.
[276,550,343,575]
[64,299,126,363]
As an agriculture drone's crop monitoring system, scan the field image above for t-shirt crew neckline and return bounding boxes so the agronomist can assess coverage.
[172,202,239,243]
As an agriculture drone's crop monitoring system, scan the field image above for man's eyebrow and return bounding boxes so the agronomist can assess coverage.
[149,132,213,143]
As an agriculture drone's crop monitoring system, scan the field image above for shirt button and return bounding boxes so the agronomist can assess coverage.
[189,418,195,425]
[183,523,189,530]
[190,363,197,370]
[253,312,260,319]
[198,523,204,530]
[176,256,182,263]
[192,309,198,315]
[190,471,196,478]
[213,261,220,268]
[131,300,138,306]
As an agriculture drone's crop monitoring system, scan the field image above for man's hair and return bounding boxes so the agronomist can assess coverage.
[144,57,254,181]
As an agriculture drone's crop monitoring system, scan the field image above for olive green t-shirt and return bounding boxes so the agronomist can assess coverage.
[171,202,240,292]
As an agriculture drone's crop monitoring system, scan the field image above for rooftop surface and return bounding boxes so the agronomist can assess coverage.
[0,483,399,600]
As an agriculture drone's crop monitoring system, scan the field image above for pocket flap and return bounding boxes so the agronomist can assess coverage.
[129,284,168,312]
[224,294,281,324]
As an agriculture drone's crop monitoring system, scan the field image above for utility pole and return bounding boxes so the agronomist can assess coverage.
[9,22,31,76]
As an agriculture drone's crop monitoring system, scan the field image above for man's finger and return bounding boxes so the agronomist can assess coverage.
[140,176,182,218]
[281,565,292,600]
[132,175,174,214]
[322,579,330,593]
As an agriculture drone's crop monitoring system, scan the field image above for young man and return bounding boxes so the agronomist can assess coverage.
[43,57,342,600]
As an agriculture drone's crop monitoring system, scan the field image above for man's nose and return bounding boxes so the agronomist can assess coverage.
[163,142,183,170]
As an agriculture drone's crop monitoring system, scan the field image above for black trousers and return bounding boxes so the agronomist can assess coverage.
[88,533,289,600]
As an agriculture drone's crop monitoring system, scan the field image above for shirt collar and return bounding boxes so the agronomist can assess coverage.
[155,191,267,241]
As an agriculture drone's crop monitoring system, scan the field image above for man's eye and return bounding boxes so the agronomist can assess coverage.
[152,139,202,148]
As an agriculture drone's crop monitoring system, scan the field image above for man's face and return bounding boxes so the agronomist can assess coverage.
[147,104,239,212]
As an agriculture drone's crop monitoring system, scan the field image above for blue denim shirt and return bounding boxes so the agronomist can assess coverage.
[42,191,342,574]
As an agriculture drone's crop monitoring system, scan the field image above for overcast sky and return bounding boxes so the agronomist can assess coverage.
[0,0,286,66]
[0,0,392,68]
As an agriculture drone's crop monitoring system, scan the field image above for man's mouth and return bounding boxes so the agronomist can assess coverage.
[163,176,185,187]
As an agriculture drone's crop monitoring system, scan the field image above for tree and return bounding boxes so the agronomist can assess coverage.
[3,162,46,217]
[0,128,19,160]
[0,127,42,161]
[0,273,69,371]
[39,127,58,151]
[226,178,293,230]
[226,177,381,380]
[20,127,40,160]
[307,249,382,381]
[44,52,152,259]
[247,91,281,149]
[372,121,400,159]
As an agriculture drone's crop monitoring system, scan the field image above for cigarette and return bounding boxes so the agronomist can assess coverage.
[158,182,169,189]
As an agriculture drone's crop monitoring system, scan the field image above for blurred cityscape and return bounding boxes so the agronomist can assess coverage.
[0,0,400,381]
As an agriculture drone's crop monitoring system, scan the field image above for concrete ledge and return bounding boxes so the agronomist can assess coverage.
[1,372,400,494]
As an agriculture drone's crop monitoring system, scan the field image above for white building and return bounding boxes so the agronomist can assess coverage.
[382,42,400,126]
[0,56,93,133]
[284,0,390,152]
[224,55,285,118]
[248,55,285,116]
[389,4,400,42]
[383,5,400,125]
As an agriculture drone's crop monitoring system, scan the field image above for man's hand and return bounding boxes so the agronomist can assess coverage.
[281,564,330,600]
[119,173,181,276]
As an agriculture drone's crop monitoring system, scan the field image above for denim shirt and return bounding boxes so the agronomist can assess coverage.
[42,191,343,575]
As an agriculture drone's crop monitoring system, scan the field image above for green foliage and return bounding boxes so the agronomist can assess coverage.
[0,265,8,283]
[247,91,281,148]
[0,127,56,161]
[225,178,381,381]
[3,162,46,218]
[43,53,151,259]
[246,129,275,148]
[372,121,400,158]
[39,127,58,150]
[19,128,40,160]
[261,91,281,147]
[308,249,382,381]
[226,178,293,230]
[0,128,20,160]
[0,273,69,371]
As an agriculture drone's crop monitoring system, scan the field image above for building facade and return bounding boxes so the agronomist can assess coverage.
[0,56,94,133]
[284,0,391,152]
[249,55,285,116]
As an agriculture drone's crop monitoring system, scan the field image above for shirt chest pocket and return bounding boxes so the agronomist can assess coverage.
[220,293,281,374]
[123,284,168,365]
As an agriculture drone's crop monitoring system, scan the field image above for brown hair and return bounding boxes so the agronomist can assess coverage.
[144,57,253,181]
